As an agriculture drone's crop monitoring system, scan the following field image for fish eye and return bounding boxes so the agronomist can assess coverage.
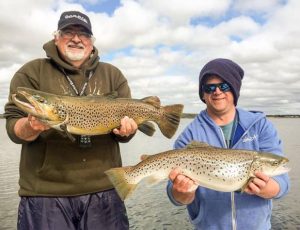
[34,95,47,103]
[272,161,279,166]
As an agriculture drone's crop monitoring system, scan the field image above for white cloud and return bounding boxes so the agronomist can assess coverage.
[137,0,231,25]
[0,0,300,115]
[234,0,285,13]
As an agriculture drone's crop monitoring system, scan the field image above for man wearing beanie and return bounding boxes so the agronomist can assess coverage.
[5,10,137,229]
[167,58,290,230]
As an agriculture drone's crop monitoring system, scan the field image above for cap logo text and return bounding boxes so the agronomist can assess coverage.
[65,14,88,24]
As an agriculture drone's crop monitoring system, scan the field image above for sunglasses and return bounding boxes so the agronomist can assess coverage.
[202,82,231,94]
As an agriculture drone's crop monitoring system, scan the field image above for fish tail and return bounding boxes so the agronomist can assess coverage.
[105,167,137,201]
[158,104,184,138]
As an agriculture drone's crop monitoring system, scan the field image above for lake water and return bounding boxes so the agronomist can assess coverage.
[0,118,299,230]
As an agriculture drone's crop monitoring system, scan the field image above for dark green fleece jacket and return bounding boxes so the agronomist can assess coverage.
[4,40,132,196]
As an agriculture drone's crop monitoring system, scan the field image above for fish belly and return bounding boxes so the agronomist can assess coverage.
[181,160,250,192]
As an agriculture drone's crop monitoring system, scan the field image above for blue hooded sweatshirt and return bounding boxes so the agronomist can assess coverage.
[167,108,290,230]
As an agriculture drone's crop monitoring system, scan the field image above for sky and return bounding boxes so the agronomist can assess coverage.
[0,0,299,115]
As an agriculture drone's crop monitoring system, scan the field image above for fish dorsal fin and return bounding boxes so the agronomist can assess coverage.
[186,141,212,149]
[140,154,151,161]
[141,96,161,108]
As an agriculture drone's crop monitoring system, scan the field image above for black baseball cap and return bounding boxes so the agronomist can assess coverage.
[58,11,93,34]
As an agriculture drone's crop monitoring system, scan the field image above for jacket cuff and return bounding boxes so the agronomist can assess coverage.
[111,132,136,143]
[166,180,184,206]
[6,118,30,144]
[273,173,290,199]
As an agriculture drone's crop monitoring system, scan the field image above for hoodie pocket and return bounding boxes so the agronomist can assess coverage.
[191,190,232,229]
[37,137,120,184]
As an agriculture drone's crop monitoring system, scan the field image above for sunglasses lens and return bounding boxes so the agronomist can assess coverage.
[204,85,216,93]
[220,83,230,92]
[203,83,230,94]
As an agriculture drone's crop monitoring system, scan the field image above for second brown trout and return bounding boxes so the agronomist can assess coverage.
[105,141,289,200]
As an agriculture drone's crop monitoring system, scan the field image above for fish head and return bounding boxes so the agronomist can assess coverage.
[12,87,63,121]
[254,152,290,177]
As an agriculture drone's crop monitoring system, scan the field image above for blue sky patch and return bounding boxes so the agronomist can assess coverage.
[71,0,121,15]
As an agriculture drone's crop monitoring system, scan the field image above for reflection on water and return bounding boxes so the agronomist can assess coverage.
[0,118,300,229]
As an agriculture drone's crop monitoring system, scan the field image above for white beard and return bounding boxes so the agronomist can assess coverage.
[65,49,85,61]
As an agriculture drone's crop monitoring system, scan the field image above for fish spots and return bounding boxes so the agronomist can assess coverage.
[54,103,67,120]
[106,144,288,197]
[126,148,257,190]
[60,98,162,133]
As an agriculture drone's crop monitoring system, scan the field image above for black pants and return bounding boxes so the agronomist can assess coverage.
[17,189,129,230]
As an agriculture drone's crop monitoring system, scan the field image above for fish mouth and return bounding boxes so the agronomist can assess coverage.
[279,164,290,173]
[280,158,290,173]
[12,88,52,119]
[271,163,290,176]
[12,92,42,115]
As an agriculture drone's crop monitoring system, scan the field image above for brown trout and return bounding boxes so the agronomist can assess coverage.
[12,87,184,138]
[105,141,289,200]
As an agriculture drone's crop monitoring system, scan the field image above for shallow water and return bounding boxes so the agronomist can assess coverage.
[0,118,299,229]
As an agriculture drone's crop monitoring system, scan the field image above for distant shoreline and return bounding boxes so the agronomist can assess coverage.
[1,113,299,119]
[181,113,300,119]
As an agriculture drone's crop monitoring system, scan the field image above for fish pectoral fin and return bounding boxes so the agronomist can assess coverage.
[138,121,156,136]
[186,141,212,149]
[54,115,75,142]
[60,124,76,142]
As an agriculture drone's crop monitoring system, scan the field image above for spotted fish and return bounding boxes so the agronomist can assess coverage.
[105,141,289,200]
[12,87,184,139]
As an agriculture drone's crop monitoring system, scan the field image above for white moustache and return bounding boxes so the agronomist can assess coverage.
[67,42,85,49]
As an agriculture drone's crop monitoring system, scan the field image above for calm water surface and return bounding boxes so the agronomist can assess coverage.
[0,118,299,229]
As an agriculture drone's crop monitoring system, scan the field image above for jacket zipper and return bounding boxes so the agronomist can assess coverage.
[219,127,237,230]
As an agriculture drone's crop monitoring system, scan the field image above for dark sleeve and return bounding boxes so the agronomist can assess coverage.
[4,62,39,144]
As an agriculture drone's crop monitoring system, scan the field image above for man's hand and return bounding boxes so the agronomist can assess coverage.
[244,171,280,199]
[169,167,198,205]
[14,115,50,141]
[28,115,50,132]
[113,116,138,137]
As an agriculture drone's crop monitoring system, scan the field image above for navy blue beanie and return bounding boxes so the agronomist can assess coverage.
[199,58,244,106]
